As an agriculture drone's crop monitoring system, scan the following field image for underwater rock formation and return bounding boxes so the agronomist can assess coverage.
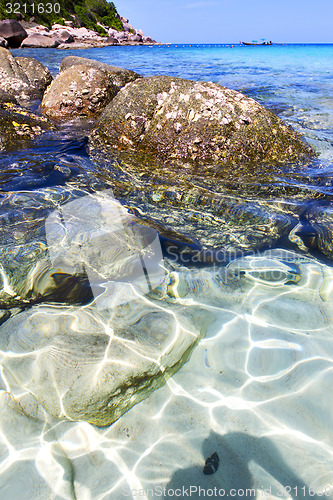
[0,100,55,152]
[1,248,332,426]
[0,298,211,426]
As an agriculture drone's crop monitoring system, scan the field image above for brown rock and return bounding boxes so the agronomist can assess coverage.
[90,75,315,165]
[53,30,74,44]
[0,19,27,48]
[41,60,140,120]
[0,47,51,101]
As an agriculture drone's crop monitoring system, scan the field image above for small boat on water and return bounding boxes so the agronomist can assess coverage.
[242,41,272,46]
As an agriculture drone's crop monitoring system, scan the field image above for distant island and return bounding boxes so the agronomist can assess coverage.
[0,0,156,48]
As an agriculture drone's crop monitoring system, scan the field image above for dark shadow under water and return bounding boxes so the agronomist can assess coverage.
[166,431,323,500]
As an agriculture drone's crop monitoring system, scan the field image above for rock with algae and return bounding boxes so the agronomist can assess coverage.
[0,101,55,152]
[0,299,213,426]
[89,75,315,165]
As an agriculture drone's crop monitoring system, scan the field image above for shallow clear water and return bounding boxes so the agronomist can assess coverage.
[1,44,333,499]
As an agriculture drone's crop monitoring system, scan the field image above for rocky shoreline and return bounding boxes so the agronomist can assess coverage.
[1,47,326,262]
[0,47,315,161]
[0,17,157,50]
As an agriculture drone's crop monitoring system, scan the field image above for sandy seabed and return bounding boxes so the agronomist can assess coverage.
[0,249,332,500]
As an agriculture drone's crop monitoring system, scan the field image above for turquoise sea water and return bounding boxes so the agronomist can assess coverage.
[1,44,333,499]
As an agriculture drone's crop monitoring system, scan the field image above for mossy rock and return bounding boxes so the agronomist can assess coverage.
[90,75,315,165]
[0,102,55,152]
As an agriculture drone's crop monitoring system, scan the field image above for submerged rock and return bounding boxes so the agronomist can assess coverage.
[89,75,315,165]
[41,57,141,120]
[0,291,212,426]
[0,47,52,101]
[1,248,331,427]
[0,101,55,152]
[59,56,141,89]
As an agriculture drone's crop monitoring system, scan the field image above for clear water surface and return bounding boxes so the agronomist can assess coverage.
[0,44,333,500]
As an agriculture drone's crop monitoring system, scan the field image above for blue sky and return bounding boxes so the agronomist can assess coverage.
[114,0,333,44]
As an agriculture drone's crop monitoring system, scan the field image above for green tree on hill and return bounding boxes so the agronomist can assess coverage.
[0,0,124,32]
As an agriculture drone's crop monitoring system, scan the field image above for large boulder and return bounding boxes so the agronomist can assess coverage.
[41,57,141,120]
[0,19,27,48]
[0,100,55,152]
[0,188,206,308]
[143,36,156,44]
[0,89,18,104]
[53,29,74,44]
[89,75,315,165]
[21,34,60,48]
[0,47,52,100]
[0,298,211,426]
